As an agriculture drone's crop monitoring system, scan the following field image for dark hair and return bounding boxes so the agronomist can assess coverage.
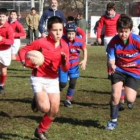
[47,16,63,30]
[107,2,115,11]
[117,14,133,30]
[10,10,18,15]
[66,16,75,22]
[0,8,8,16]
[31,7,36,11]
[66,22,77,33]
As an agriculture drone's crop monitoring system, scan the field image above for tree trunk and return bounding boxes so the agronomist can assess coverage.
[39,0,44,16]
[31,0,35,8]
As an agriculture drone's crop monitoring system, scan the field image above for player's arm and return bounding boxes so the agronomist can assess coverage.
[107,43,116,73]
[14,23,26,38]
[77,27,86,41]
[61,44,69,72]
[0,26,14,45]
[97,17,104,44]
[79,43,87,70]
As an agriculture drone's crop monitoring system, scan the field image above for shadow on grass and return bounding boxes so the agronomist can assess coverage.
[69,101,109,109]
[80,75,108,80]
[0,111,11,118]
[0,132,35,140]
[77,89,110,95]
[55,117,105,129]
[137,94,140,98]
[8,75,30,78]
[8,68,30,72]
[0,98,31,104]
[13,115,41,123]
[13,115,105,129]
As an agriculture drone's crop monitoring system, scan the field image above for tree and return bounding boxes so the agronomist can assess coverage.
[31,0,35,8]
[39,0,44,16]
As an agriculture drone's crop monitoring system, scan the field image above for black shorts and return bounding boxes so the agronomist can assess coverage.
[111,71,140,91]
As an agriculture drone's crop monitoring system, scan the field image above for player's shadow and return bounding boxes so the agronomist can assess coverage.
[55,117,105,129]
[13,115,105,129]
[8,75,30,78]
[0,132,32,140]
[77,89,110,95]
[0,98,31,104]
[8,68,30,72]
[137,94,140,98]
[13,115,41,123]
[68,101,109,109]
[80,75,108,80]
[0,111,11,118]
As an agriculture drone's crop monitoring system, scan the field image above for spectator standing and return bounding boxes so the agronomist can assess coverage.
[26,7,40,43]
[76,13,88,33]
[39,0,65,37]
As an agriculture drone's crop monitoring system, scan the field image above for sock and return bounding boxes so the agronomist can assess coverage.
[120,89,125,103]
[15,55,21,61]
[38,114,53,133]
[110,103,119,122]
[0,74,7,86]
[66,88,74,100]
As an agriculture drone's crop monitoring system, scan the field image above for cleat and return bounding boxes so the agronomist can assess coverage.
[127,102,133,109]
[31,96,38,112]
[119,102,125,111]
[106,121,117,130]
[63,100,72,108]
[0,86,5,94]
[34,128,48,140]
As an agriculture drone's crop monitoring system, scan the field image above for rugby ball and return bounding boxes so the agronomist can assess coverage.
[25,50,44,68]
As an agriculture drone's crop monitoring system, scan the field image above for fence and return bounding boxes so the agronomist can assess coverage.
[0,1,39,29]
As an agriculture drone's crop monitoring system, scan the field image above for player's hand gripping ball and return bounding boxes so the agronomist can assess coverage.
[25,50,44,69]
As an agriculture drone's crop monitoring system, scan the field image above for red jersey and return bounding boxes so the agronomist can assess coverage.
[19,35,69,78]
[0,22,14,50]
[9,20,26,39]
[97,13,120,38]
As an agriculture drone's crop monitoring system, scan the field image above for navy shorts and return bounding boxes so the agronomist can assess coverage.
[111,71,140,91]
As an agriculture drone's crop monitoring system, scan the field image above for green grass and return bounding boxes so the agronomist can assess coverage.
[0,46,140,140]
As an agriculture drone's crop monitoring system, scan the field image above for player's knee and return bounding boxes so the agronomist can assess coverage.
[39,105,50,113]
[59,82,67,89]
[111,96,120,105]
[69,83,76,89]
[49,107,59,118]
[69,78,77,89]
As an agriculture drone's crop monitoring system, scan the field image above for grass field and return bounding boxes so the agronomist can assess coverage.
[0,46,140,140]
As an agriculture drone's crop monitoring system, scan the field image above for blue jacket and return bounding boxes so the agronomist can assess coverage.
[39,8,65,34]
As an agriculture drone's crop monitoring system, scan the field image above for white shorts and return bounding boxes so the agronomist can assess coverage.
[0,47,12,66]
[30,76,60,94]
[104,36,114,50]
[11,39,21,54]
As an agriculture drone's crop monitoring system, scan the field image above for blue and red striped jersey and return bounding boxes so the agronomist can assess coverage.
[107,33,140,79]
[63,35,86,68]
